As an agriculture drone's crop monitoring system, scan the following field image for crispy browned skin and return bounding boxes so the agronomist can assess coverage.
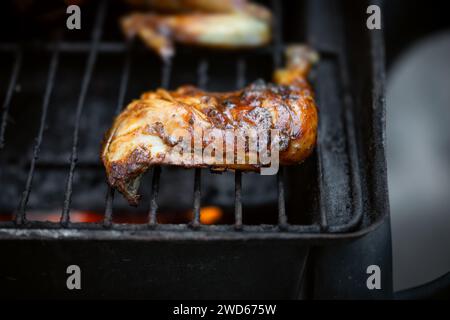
[121,2,271,61]
[102,46,319,205]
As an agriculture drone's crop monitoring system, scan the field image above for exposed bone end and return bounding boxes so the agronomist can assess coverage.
[285,45,320,73]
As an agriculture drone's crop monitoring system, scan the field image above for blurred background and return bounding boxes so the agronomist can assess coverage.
[384,0,450,293]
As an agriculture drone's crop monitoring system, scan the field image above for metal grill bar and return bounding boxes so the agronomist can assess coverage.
[0,42,285,55]
[191,59,208,227]
[236,58,246,89]
[15,38,61,225]
[234,171,243,229]
[192,168,202,227]
[271,0,289,228]
[277,167,288,228]
[103,186,115,227]
[197,59,209,89]
[0,49,23,150]
[160,59,172,89]
[271,0,283,69]
[317,144,329,230]
[2,219,321,232]
[104,41,132,227]
[148,58,172,226]
[148,166,161,226]
[234,57,246,229]
[61,0,107,226]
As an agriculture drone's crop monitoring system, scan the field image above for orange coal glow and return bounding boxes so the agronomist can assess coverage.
[22,211,103,223]
[0,207,224,225]
[0,211,103,223]
[199,206,223,225]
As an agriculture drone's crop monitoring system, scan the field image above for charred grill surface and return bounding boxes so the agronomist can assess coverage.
[0,0,385,241]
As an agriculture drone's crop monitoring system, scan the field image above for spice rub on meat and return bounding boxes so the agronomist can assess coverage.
[102,45,319,205]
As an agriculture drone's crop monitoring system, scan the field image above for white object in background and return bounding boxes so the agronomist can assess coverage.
[387,32,450,291]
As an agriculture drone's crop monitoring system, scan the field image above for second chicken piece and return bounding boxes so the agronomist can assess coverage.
[121,0,272,60]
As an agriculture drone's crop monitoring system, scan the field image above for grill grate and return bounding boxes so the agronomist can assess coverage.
[62,0,108,226]
[16,39,60,226]
[0,0,371,240]
[103,38,133,228]
[0,50,22,149]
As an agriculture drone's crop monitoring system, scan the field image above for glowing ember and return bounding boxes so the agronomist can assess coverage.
[0,207,225,225]
[199,206,223,225]
[24,210,103,223]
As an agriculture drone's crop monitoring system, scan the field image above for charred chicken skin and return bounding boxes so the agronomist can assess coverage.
[102,46,319,205]
[121,0,271,60]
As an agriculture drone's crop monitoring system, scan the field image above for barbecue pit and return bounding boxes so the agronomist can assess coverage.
[0,0,390,299]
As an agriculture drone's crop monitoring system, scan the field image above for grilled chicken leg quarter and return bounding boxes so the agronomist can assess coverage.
[102,46,319,205]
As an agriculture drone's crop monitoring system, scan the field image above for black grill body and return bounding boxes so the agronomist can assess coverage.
[0,0,391,299]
